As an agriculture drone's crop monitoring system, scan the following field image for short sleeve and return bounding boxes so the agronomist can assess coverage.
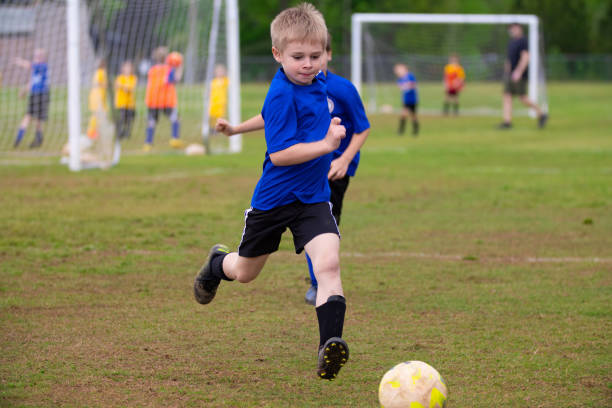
[519,38,528,53]
[342,82,370,134]
[262,90,298,153]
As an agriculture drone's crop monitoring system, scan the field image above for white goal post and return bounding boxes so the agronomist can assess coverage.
[351,13,543,113]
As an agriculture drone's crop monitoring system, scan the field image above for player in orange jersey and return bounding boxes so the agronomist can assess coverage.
[443,54,465,115]
[144,46,184,151]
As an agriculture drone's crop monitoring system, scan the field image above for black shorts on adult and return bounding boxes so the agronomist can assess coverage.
[403,102,417,113]
[27,91,50,121]
[147,107,176,122]
[238,201,340,257]
[504,76,527,96]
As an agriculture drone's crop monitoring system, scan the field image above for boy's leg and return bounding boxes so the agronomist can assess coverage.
[410,106,419,136]
[519,95,548,128]
[194,244,268,304]
[145,109,157,150]
[125,109,136,139]
[30,119,44,148]
[168,108,185,148]
[501,92,513,126]
[398,108,408,135]
[304,233,348,380]
[14,114,31,147]
[443,94,450,115]
[304,176,350,305]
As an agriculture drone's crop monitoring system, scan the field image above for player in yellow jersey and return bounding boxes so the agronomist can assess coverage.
[443,54,465,116]
[87,59,108,139]
[208,64,229,133]
[115,60,137,140]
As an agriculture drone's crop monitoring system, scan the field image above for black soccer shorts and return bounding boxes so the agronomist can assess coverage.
[238,201,340,257]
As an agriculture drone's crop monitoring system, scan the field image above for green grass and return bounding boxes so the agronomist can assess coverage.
[1,82,611,407]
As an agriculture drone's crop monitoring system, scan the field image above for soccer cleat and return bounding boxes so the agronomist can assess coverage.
[193,244,230,305]
[497,122,512,130]
[317,337,349,380]
[29,136,43,149]
[169,138,186,149]
[538,113,548,129]
[304,285,317,306]
[143,143,153,152]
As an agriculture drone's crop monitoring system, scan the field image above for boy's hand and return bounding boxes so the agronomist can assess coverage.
[328,156,350,181]
[215,118,235,136]
[325,117,345,151]
[511,69,522,82]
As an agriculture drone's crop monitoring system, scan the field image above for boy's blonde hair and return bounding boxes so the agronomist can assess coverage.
[152,46,169,64]
[270,3,327,52]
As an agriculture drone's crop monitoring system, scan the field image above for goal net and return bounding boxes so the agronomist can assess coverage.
[0,0,241,170]
[352,13,548,116]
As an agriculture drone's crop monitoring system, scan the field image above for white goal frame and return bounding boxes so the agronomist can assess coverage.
[66,0,241,171]
[351,13,541,111]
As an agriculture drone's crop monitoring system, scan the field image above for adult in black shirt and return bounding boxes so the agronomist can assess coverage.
[500,23,547,129]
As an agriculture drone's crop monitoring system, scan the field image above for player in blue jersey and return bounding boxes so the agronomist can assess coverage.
[14,49,50,148]
[215,32,370,307]
[193,4,350,381]
[394,63,419,136]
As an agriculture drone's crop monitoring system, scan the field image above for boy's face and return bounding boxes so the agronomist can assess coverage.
[394,64,408,78]
[121,62,133,75]
[272,40,324,85]
[33,49,46,63]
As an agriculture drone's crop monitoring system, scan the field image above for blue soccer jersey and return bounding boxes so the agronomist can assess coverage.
[252,68,332,210]
[398,72,418,105]
[30,63,49,94]
[326,71,370,177]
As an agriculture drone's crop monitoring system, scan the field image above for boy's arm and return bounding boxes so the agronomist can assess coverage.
[511,50,529,82]
[216,114,265,136]
[269,117,345,166]
[13,57,31,69]
[328,128,370,180]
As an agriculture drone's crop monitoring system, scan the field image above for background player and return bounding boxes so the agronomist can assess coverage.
[443,54,465,115]
[194,3,350,381]
[208,64,229,134]
[86,59,108,140]
[144,46,184,151]
[114,60,137,140]
[13,48,49,149]
[500,23,548,129]
[393,63,419,136]
[215,32,370,306]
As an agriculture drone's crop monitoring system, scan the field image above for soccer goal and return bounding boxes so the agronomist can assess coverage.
[351,13,548,116]
[0,0,241,171]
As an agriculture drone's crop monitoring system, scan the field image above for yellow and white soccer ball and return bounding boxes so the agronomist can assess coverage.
[379,361,448,408]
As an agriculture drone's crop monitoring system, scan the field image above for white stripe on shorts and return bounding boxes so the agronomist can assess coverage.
[238,207,253,249]
[327,201,341,238]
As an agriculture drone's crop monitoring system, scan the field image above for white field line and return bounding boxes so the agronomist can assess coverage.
[342,251,612,264]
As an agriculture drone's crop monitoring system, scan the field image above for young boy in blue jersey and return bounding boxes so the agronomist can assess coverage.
[215,33,370,306]
[394,63,419,136]
[193,4,350,381]
[14,49,50,149]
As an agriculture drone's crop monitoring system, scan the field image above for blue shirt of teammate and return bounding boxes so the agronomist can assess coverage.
[252,68,332,210]
[30,63,49,94]
[397,72,418,105]
[326,71,370,177]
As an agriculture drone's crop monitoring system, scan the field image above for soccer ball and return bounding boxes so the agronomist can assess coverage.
[166,51,183,67]
[379,361,448,408]
[185,143,206,156]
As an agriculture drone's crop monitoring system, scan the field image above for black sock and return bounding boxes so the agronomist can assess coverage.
[453,103,459,115]
[316,295,346,348]
[398,118,406,134]
[443,102,449,114]
[412,120,419,135]
[210,253,233,281]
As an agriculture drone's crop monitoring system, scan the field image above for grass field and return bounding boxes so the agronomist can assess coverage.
[1,83,611,407]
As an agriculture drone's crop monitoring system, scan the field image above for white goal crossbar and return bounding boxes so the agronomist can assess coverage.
[351,13,540,110]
